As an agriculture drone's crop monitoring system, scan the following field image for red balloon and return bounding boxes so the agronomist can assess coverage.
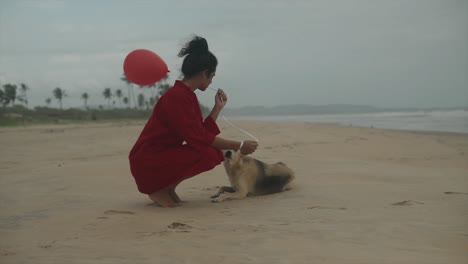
[123,49,169,86]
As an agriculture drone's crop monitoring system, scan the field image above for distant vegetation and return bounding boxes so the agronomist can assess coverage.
[0,75,210,127]
[1,76,466,127]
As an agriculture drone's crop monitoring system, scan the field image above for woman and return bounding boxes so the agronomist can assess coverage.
[129,35,258,207]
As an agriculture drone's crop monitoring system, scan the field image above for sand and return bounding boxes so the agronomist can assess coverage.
[0,120,467,264]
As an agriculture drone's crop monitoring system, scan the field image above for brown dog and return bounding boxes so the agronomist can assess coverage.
[211,150,295,202]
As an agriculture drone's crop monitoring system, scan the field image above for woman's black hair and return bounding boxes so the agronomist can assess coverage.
[178,35,217,79]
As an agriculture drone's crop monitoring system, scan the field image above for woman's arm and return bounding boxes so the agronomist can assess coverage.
[211,137,259,155]
[208,105,223,121]
[211,136,241,150]
[210,89,227,121]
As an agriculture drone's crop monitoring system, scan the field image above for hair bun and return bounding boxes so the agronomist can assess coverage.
[178,35,209,57]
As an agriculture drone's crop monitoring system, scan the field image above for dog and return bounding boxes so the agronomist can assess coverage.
[211,150,295,203]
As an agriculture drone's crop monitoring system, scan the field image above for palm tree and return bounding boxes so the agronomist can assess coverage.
[3,84,17,106]
[121,75,136,109]
[45,98,52,107]
[19,83,29,107]
[115,89,123,108]
[123,97,129,108]
[137,93,145,110]
[102,88,112,109]
[138,83,155,103]
[53,87,66,109]
[147,82,157,98]
[157,75,171,98]
[81,92,89,109]
[0,89,8,107]
[139,82,159,108]
[149,96,157,108]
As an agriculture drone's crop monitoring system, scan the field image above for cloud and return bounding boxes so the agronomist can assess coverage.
[0,74,7,85]
[54,23,95,34]
[49,54,82,64]
[48,51,128,65]
[18,0,66,11]
[2,0,467,109]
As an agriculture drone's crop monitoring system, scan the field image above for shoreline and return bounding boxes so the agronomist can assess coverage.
[1,118,467,137]
[226,117,468,135]
[229,119,468,137]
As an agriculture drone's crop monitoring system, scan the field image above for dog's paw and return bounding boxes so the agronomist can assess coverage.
[210,193,220,199]
[211,196,225,203]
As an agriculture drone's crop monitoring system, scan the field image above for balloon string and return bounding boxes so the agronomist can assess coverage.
[209,88,260,142]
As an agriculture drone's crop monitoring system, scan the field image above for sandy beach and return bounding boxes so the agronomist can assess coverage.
[0,120,467,264]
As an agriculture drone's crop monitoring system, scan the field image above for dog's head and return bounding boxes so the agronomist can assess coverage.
[223,150,243,168]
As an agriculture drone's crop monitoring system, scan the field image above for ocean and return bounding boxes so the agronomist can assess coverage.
[228,110,468,134]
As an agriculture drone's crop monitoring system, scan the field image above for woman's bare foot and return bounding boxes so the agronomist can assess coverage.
[148,189,178,208]
[169,188,182,203]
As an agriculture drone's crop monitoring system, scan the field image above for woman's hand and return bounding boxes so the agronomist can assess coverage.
[214,89,227,109]
[240,140,259,155]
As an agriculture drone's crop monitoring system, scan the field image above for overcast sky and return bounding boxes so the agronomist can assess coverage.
[0,0,467,109]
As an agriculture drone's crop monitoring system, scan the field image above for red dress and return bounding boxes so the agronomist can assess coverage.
[129,80,224,194]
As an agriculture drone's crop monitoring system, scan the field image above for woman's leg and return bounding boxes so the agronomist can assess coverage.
[165,145,223,204]
[168,181,182,203]
[148,187,178,207]
[146,144,223,206]
[169,175,200,203]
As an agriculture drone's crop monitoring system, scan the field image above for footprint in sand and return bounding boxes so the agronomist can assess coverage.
[391,200,424,206]
[104,210,135,215]
[221,209,233,216]
[138,222,194,237]
[39,241,56,249]
[166,222,193,233]
[345,136,368,142]
[281,143,294,149]
[444,191,468,195]
[307,206,347,210]
[168,222,191,229]
[42,128,65,133]
[311,141,331,145]
[137,231,159,238]
[1,250,16,256]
